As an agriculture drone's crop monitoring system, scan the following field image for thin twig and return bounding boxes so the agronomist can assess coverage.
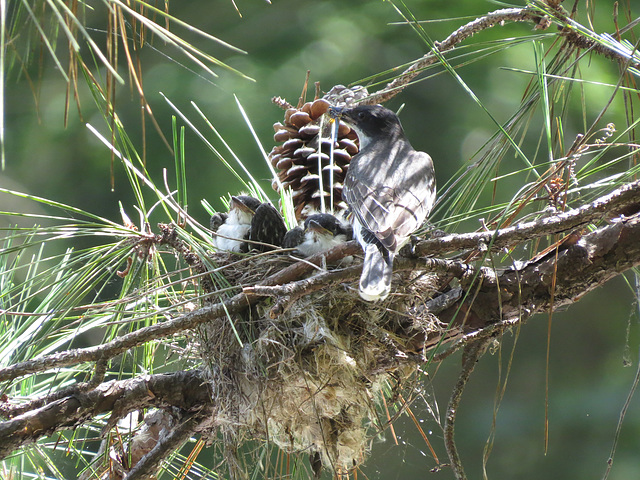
[444,339,490,480]
[602,346,640,480]
[124,408,212,480]
[367,5,640,105]
[367,8,538,104]
[430,318,520,363]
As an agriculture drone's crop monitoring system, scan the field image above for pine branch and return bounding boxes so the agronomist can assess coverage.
[1,180,639,383]
[367,8,538,104]
[0,185,639,458]
[414,179,640,257]
[367,4,640,105]
[421,215,640,352]
[124,408,212,480]
[444,339,490,480]
[0,370,210,460]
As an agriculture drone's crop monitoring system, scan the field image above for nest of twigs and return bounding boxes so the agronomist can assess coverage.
[194,252,443,476]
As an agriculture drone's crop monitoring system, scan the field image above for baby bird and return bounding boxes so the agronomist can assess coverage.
[212,195,287,253]
[282,213,353,257]
[211,195,260,253]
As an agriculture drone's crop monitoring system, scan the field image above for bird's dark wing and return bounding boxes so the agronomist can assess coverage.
[249,203,288,251]
[344,149,434,253]
[210,212,228,234]
[339,222,354,241]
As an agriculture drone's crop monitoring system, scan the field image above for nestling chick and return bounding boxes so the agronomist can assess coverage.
[212,195,288,253]
[212,195,260,253]
[282,213,352,257]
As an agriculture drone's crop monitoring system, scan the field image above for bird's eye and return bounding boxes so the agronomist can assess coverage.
[357,111,367,120]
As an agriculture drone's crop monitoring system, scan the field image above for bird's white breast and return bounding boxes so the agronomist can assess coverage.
[296,231,347,257]
[215,209,252,252]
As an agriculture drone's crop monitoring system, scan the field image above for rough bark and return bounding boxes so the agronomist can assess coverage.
[0,370,211,459]
[435,216,640,334]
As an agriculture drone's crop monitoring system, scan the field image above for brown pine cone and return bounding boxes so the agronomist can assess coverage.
[269,85,368,221]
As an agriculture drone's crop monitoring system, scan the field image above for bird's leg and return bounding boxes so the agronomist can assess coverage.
[399,234,422,257]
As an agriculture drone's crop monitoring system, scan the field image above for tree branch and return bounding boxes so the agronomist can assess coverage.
[444,339,489,480]
[415,179,640,257]
[124,408,212,480]
[11,212,637,460]
[0,370,211,459]
[0,243,360,383]
[367,5,640,105]
[368,8,538,104]
[1,181,638,383]
[430,216,640,338]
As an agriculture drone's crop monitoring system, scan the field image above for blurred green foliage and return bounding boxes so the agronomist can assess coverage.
[2,0,640,479]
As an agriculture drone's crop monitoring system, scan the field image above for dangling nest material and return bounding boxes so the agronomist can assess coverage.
[195,252,444,477]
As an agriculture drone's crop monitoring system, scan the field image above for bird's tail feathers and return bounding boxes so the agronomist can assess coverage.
[359,243,393,302]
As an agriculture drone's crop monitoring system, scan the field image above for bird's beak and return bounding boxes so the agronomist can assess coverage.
[330,107,360,130]
[230,196,255,214]
[306,220,333,236]
[328,106,344,119]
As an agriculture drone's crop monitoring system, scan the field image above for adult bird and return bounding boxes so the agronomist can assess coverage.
[331,105,436,301]
[282,213,353,257]
[212,195,287,253]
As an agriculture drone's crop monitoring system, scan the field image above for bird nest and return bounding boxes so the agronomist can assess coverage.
[194,251,443,477]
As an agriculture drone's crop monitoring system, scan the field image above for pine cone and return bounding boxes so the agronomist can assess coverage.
[269,85,369,221]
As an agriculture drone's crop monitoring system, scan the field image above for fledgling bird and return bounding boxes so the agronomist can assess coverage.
[211,195,287,253]
[282,213,353,257]
[211,195,261,253]
[331,105,436,301]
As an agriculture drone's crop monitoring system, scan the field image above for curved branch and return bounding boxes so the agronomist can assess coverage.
[0,242,360,383]
[367,5,640,105]
[367,8,538,104]
[432,216,640,336]
[4,216,636,463]
[124,408,212,480]
[444,340,489,480]
[415,179,640,257]
[0,370,211,460]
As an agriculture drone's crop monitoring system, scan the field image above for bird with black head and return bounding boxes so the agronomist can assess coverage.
[330,105,436,301]
[212,195,287,253]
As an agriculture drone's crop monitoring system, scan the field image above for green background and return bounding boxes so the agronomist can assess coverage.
[2,1,640,478]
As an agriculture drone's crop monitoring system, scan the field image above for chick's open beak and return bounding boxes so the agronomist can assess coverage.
[306,220,333,237]
[230,196,256,215]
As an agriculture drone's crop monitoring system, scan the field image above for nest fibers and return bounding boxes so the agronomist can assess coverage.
[195,252,442,477]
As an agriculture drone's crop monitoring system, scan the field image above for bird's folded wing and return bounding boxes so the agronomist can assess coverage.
[249,204,288,251]
[345,151,434,252]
